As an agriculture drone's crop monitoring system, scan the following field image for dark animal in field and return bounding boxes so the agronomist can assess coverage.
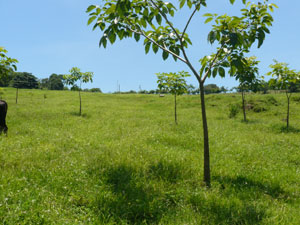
[0,100,8,135]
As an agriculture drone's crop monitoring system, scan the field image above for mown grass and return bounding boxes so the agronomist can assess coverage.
[0,88,299,224]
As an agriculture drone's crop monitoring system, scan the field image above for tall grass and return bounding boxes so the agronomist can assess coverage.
[0,88,299,224]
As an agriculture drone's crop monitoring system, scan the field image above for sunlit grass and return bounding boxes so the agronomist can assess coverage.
[0,88,299,224]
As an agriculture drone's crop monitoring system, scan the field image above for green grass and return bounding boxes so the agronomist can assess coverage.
[0,88,299,224]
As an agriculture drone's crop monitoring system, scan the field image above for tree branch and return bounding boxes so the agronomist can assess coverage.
[148,0,201,82]
[181,6,199,39]
[122,22,187,63]
[201,44,225,83]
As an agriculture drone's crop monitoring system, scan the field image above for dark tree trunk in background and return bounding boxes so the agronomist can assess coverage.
[79,89,82,116]
[16,88,18,104]
[200,82,210,187]
[286,90,291,129]
[242,90,247,122]
[174,93,177,124]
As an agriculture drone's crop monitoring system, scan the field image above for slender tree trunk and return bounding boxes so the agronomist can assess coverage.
[174,93,177,124]
[286,91,291,129]
[200,82,210,187]
[79,90,82,116]
[242,90,247,122]
[16,88,18,104]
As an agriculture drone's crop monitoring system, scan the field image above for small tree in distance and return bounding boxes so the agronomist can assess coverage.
[156,71,190,124]
[64,67,94,116]
[234,56,260,122]
[87,0,277,187]
[267,60,300,130]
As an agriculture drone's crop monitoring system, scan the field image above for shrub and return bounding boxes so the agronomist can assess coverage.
[229,103,240,118]
[265,96,278,105]
[292,96,300,102]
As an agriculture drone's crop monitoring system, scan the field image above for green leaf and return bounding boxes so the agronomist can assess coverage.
[257,29,265,48]
[219,67,225,77]
[134,33,140,42]
[156,14,162,25]
[87,16,97,25]
[203,13,213,17]
[152,44,159,53]
[145,42,151,54]
[212,67,218,78]
[205,17,213,24]
[179,0,186,9]
[162,51,169,60]
[86,5,96,13]
[207,31,216,44]
[229,0,235,4]
[140,18,147,28]
[108,32,116,44]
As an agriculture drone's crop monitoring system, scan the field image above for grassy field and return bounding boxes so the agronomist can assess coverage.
[0,87,299,224]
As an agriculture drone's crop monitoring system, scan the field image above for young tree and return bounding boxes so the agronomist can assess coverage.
[0,47,18,87]
[234,56,260,122]
[64,67,93,116]
[87,0,276,186]
[12,72,39,104]
[156,71,190,124]
[267,60,300,129]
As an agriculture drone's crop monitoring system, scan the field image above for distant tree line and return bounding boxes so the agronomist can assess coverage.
[0,72,102,92]
[113,84,228,95]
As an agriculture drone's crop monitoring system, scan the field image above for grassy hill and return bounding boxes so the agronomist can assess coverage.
[0,88,299,224]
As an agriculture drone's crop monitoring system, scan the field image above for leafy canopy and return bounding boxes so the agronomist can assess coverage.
[64,67,94,87]
[0,47,18,80]
[267,60,300,91]
[156,71,190,95]
[87,0,277,83]
[235,56,261,90]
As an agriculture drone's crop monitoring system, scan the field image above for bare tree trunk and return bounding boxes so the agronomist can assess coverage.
[79,89,82,116]
[16,88,18,104]
[174,93,177,124]
[286,91,291,129]
[242,90,247,122]
[200,82,210,187]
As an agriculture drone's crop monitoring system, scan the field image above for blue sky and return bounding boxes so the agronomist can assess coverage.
[1,0,299,93]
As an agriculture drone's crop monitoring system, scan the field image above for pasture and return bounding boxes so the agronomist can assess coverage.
[0,88,299,224]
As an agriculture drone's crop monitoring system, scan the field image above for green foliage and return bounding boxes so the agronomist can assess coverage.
[12,72,39,89]
[89,88,102,93]
[156,71,190,95]
[64,67,93,88]
[228,103,240,118]
[48,74,64,90]
[0,47,18,87]
[266,60,300,92]
[204,83,221,94]
[200,2,276,80]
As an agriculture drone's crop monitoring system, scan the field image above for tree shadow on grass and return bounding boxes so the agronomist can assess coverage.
[190,193,266,225]
[214,175,289,201]
[94,164,178,224]
[69,112,90,118]
[270,123,300,133]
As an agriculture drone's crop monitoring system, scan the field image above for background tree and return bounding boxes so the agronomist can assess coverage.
[204,84,221,94]
[64,67,93,116]
[234,56,260,122]
[267,60,300,129]
[48,74,64,90]
[39,78,49,89]
[87,0,276,186]
[156,71,190,124]
[0,47,18,87]
[12,72,39,104]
